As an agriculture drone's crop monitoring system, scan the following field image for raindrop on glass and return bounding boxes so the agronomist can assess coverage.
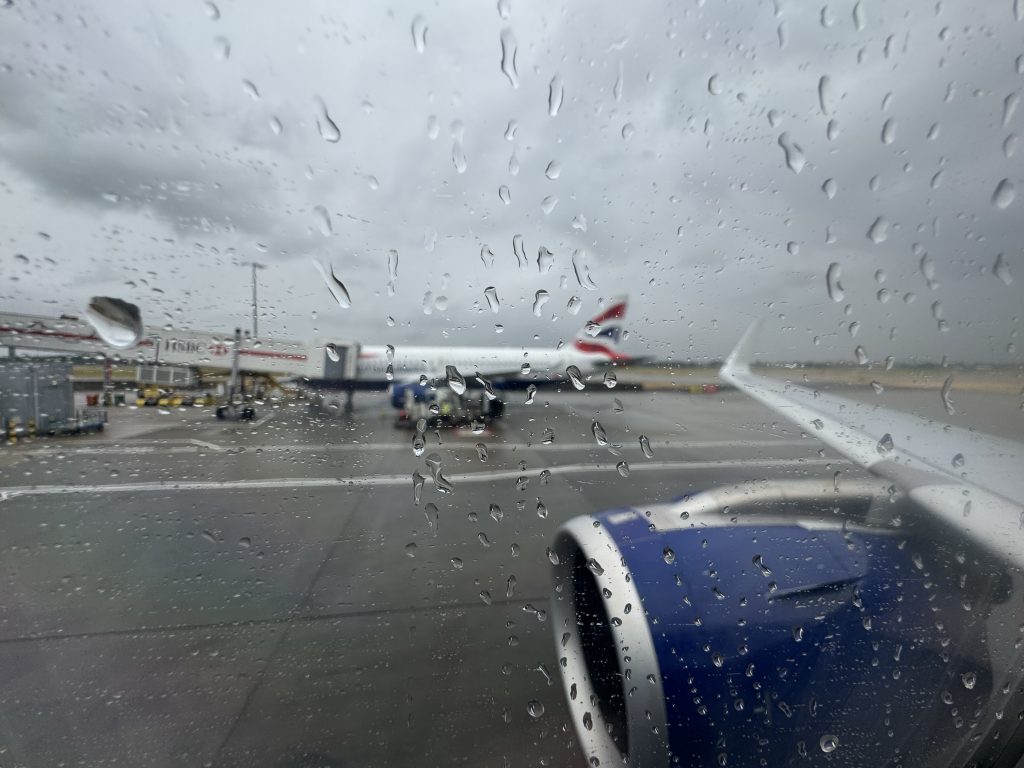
[992,178,1016,209]
[825,262,844,302]
[484,286,500,312]
[566,366,585,390]
[315,98,341,143]
[548,75,564,116]
[777,132,806,173]
[640,435,654,458]
[867,216,889,243]
[446,365,466,395]
[411,15,427,52]
[500,29,519,88]
[85,297,143,348]
[532,290,550,317]
[993,253,1013,286]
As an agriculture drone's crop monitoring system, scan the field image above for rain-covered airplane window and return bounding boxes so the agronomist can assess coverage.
[0,1,1021,766]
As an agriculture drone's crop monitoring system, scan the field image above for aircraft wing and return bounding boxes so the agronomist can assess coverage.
[720,323,1024,569]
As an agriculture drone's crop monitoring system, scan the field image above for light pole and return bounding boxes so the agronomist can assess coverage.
[248,262,266,337]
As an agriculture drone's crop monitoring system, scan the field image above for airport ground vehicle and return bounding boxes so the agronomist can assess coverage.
[395,384,503,429]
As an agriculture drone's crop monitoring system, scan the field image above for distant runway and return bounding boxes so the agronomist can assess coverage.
[0,388,1017,767]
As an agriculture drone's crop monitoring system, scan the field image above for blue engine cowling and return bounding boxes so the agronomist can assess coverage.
[550,479,1001,768]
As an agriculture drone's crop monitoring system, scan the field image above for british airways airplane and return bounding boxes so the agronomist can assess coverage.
[330,297,631,409]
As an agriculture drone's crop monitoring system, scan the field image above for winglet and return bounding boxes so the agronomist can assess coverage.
[720,320,760,384]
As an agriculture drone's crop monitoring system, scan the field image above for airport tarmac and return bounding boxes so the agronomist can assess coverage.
[0,386,1019,767]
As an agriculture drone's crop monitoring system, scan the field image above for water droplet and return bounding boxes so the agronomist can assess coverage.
[201,530,217,545]
[446,365,466,395]
[412,471,425,505]
[817,75,833,114]
[952,453,965,468]
[881,118,896,144]
[411,430,426,458]
[1004,134,1018,158]
[540,195,558,215]
[540,469,552,484]
[867,216,889,243]
[565,296,583,316]
[572,249,598,290]
[639,435,654,458]
[525,384,537,404]
[325,343,340,362]
[993,253,1014,286]
[313,205,333,236]
[541,427,554,444]
[315,98,341,143]
[825,262,844,302]
[603,371,617,389]
[663,547,676,565]
[586,558,604,576]
[494,185,511,206]
[214,36,231,59]
[940,375,956,415]
[546,547,560,565]
[525,698,545,718]
[312,260,351,309]
[620,122,636,140]
[532,290,550,316]
[489,503,503,524]
[565,366,585,390]
[512,234,527,268]
[993,178,1016,209]
[877,433,894,455]
[405,542,417,558]
[85,297,143,348]
[822,178,837,199]
[752,554,772,577]
[479,590,493,605]
[1003,91,1019,127]
[855,345,869,365]
[499,28,519,87]
[616,461,630,477]
[452,140,467,173]
[819,734,838,754]
[591,421,609,447]
[871,380,884,393]
[481,286,500,313]
[548,75,564,116]
[707,74,723,95]
[536,500,548,519]
[241,79,260,100]
[411,15,427,52]
[777,132,806,173]
[537,247,554,273]
[961,671,977,690]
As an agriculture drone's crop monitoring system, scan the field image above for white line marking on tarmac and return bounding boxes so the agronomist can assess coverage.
[189,439,225,452]
[6,438,816,457]
[0,458,845,498]
[247,412,275,428]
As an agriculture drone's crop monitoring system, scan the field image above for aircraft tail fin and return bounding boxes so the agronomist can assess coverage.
[572,297,629,361]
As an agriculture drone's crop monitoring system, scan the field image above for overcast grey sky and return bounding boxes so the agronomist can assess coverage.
[0,0,1021,363]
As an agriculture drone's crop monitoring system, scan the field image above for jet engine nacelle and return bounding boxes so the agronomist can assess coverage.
[550,479,1006,767]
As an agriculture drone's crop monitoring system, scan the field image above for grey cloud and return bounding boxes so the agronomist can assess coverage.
[0,0,1020,362]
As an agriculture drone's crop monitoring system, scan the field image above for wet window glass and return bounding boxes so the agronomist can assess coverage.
[0,1,1021,766]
